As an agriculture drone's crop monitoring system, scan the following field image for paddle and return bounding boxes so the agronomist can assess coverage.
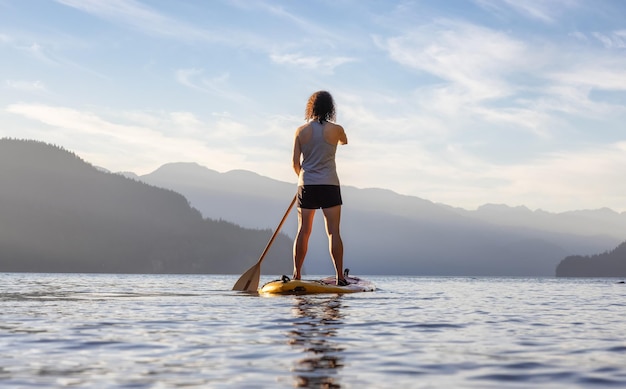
[232,194,297,292]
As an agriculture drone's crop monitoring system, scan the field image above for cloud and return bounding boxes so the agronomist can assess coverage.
[354,136,626,212]
[6,36,110,79]
[489,142,626,211]
[6,103,158,142]
[55,0,360,78]
[474,0,579,23]
[56,0,193,38]
[21,42,59,65]
[230,0,355,47]
[569,31,588,42]
[55,0,250,46]
[170,111,202,128]
[270,52,356,73]
[4,103,291,177]
[551,66,626,91]
[375,20,560,137]
[231,1,319,33]
[5,1,625,213]
[370,17,626,208]
[378,18,626,136]
[380,20,530,101]
[174,68,252,106]
[5,80,47,93]
[592,30,626,49]
[502,1,558,22]
[175,68,208,91]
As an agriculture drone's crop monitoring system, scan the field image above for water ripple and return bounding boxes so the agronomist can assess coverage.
[2,274,626,387]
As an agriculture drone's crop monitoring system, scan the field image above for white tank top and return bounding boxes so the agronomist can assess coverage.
[298,121,340,186]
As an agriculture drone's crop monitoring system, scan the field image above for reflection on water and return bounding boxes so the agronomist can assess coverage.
[287,296,345,388]
[4,274,626,388]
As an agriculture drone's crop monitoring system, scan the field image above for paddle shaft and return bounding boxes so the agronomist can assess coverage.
[232,194,297,291]
[255,194,297,269]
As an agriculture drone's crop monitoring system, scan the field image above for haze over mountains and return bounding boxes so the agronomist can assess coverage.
[0,139,291,275]
[2,138,624,277]
[134,162,626,276]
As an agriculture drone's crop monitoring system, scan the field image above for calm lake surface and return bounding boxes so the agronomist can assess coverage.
[1,273,626,388]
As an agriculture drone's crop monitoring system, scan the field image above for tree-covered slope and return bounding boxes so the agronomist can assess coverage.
[0,139,291,274]
[556,241,626,277]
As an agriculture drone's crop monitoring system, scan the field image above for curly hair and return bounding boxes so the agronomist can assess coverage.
[304,91,336,122]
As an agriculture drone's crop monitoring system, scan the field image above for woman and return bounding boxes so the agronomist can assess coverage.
[292,91,348,286]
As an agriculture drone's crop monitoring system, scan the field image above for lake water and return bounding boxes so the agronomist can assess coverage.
[1,273,626,388]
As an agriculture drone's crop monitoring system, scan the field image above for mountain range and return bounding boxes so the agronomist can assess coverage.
[3,138,624,277]
[0,139,291,275]
[130,162,626,276]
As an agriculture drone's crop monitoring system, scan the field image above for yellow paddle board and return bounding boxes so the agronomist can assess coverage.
[259,274,375,295]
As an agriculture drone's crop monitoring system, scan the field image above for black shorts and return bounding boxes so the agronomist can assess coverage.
[297,185,343,209]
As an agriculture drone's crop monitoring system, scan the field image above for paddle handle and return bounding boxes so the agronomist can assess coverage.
[255,194,297,266]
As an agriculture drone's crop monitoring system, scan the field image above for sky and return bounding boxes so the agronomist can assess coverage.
[1,0,626,213]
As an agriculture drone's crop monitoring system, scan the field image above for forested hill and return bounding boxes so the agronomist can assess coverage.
[556,241,626,277]
[0,139,291,274]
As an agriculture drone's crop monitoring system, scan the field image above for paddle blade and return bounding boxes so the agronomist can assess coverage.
[232,262,261,292]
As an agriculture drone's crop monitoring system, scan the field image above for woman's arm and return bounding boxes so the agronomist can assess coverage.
[292,131,302,176]
[338,125,348,145]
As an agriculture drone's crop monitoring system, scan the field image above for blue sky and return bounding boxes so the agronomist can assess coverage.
[2,0,626,212]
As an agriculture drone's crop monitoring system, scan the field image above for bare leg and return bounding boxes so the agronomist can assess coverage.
[322,205,345,284]
[293,208,315,280]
